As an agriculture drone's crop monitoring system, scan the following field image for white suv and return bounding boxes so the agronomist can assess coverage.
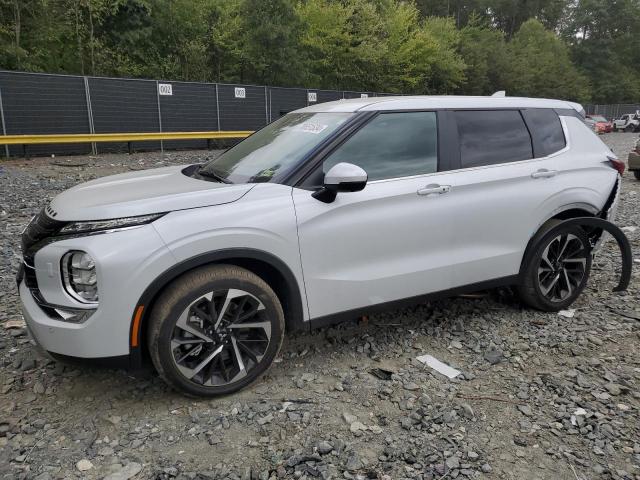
[18,96,627,396]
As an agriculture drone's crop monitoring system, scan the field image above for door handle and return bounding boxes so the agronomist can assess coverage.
[417,184,451,196]
[531,169,557,179]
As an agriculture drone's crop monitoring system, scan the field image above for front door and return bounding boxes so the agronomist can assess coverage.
[292,111,457,320]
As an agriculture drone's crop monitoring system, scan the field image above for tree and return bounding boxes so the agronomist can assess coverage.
[238,0,304,86]
[503,19,591,102]
[457,15,508,95]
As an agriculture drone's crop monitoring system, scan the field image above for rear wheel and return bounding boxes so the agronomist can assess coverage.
[518,220,592,312]
[148,265,284,397]
[634,170,640,180]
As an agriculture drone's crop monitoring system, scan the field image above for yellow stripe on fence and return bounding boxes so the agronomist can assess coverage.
[0,131,254,145]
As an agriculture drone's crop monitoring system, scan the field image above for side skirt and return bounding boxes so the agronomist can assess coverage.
[308,275,519,330]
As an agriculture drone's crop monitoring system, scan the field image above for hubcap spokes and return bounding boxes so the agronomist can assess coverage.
[537,233,588,302]
[170,289,271,386]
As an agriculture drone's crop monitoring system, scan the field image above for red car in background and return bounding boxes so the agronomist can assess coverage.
[586,115,613,133]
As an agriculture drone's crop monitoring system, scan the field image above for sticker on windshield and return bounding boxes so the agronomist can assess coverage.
[299,123,328,134]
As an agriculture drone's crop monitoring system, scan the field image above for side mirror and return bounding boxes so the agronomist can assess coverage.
[312,162,368,203]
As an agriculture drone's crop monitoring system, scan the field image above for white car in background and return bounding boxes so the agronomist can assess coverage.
[613,112,640,132]
[18,96,626,396]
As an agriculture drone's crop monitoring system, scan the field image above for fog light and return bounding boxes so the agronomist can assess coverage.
[61,251,98,303]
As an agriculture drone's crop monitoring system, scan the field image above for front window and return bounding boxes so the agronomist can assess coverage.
[198,112,353,184]
[590,116,607,122]
[322,111,439,181]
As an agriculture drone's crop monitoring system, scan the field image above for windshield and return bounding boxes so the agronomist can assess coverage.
[590,116,607,122]
[199,112,353,183]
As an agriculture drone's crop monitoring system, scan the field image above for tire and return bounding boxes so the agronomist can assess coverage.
[147,264,285,397]
[634,170,640,181]
[625,125,634,133]
[518,220,592,312]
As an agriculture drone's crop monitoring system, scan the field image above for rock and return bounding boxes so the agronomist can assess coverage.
[604,383,622,396]
[345,453,363,471]
[484,349,503,365]
[76,459,93,471]
[103,462,142,480]
[257,413,273,425]
[517,404,532,416]
[445,455,460,470]
[350,421,367,433]
[481,463,492,473]
[343,412,357,424]
[317,441,333,455]
[403,382,420,391]
[460,403,474,419]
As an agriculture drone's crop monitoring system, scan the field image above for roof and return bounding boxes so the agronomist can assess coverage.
[294,95,583,114]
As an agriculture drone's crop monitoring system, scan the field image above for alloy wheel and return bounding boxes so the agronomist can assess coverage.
[537,233,588,302]
[170,289,272,386]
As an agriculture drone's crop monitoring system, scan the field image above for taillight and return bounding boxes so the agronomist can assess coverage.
[607,156,626,175]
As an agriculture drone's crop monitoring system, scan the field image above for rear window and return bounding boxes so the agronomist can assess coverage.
[521,109,566,157]
[455,110,533,168]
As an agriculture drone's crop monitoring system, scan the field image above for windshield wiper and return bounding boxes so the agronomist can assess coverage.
[197,165,232,184]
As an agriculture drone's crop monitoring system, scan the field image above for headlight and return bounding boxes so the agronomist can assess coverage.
[61,251,99,304]
[58,213,165,235]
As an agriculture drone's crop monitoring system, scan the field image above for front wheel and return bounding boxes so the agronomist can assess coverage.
[625,125,634,132]
[518,220,592,312]
[147,265,285,397]
[634,170,640,180]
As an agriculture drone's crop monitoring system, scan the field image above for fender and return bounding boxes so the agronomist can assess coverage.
[519,217,632,292]
[127,248,306,368]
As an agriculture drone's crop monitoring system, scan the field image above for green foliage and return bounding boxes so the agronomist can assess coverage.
[503,19,591,102]
[0,0,639,103]
[457,15,508,95]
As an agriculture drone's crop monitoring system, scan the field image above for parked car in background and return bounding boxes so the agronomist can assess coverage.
[586,115,613,133]
[18,95,625,397]
[584,116,598,133]
[613,112,640,132]
[629,135,640,180]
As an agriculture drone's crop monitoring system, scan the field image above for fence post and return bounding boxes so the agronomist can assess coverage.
[215,84,221,131]
[268,88,272,123]
[83,76,97,156]
[264,86,269,125]
[155,80,163,153]
[0,85,8,158]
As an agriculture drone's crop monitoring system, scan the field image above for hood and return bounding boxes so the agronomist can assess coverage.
[49,165,255,221]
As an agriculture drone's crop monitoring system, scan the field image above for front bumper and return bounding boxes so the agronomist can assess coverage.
[17,223,175,360]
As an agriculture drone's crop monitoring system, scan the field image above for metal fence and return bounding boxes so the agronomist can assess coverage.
[586,104,640,120]
[0,70,391,157]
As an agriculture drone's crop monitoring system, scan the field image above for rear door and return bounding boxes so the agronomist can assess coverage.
[445,109,568,287]
[292,111,458,320]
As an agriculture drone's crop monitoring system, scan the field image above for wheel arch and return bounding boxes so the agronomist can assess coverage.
[128,248,307,367]
[518,204,598,279]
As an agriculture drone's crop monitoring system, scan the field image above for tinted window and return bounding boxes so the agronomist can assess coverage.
[455,110,533,168]
[322,112,438,181]
[521,109,566,157]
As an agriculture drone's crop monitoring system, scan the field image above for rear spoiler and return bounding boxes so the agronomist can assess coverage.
[565,101,586,118]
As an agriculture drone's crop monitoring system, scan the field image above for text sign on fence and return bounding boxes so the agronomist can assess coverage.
[360,93,369,98]
[158,83,173,96]
[308,92,317,103]
[234,87,246,99]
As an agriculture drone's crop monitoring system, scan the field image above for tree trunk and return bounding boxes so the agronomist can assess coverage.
[13,0,20,52]
[75,1,85,74]
[86,0,95,75]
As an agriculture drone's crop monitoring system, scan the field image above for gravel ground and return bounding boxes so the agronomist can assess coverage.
[0,134,639,480]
